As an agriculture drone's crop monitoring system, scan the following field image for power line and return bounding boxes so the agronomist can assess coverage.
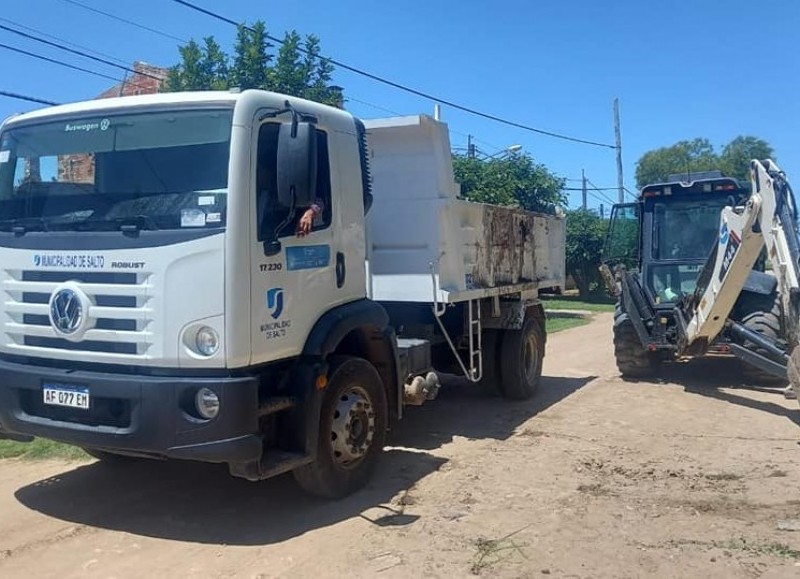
[57,0,187,44]
[167,0,616,149]
[586,177,616,205]
[0,16,130,67]
[0,23,164,82]
[0,90,59,106]
[344,95,505,154]
[0,43,152,93]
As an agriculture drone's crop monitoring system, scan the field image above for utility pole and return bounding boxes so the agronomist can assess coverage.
[581,169,587,209]
[600,203,604,219]
[614,98,624,203]
[467,134,475,159]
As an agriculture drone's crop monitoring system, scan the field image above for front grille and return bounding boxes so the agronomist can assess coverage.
[3,268,153,359]
[23,336,138,355]
[19,389,132,428]
[21,271,138,285]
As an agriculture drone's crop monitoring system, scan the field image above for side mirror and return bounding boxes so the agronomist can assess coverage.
[276,122,318,209]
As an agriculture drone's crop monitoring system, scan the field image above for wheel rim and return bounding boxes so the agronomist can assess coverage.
[330,385,376,469]
[523,333,539,385]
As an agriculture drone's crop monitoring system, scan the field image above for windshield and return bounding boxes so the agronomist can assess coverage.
[652,198,731,260]
[648,194,746,303]
[0,108,233,232]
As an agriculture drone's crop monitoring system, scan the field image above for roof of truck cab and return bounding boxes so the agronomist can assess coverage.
[4,91,240,126]
[2,89,356,130]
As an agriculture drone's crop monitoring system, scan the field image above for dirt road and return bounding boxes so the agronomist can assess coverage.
[2,313,800,578]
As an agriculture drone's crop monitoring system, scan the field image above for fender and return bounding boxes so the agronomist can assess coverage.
[295,299,402,459]
[302,298,389,357]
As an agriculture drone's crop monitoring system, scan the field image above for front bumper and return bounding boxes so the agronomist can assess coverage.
[0,358,262,464]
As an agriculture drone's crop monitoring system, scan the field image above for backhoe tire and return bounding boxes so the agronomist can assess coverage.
[739,297,787,386]
[293,356,388,499]
[613,312,658,379]
[498,315,545,400]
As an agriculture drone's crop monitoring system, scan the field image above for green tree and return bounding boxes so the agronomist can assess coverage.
[163,21,343,107]
[635,136,777,188]
[634,138,718,188]
[565,209,608,298]
[719,136,775,181]
[452,153,566,214]
[230,22,271,91]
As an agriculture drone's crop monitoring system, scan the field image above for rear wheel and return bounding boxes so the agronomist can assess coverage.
[613,306,658,379]
[293,356,388,498]
[498,314,545,400]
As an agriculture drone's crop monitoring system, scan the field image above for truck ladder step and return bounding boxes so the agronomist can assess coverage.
[229,450,313,481]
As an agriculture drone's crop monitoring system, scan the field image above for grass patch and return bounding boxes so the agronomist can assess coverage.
[720,538,800,559]
[542,297,615,313]
[471,526,529,574]
[547,317,590,333]
[0,438,88,461]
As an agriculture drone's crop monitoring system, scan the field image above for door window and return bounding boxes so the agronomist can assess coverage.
[256,123,332,241]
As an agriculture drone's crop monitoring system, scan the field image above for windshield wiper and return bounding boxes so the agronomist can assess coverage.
[76,215,160,233]
[0,217,51,235]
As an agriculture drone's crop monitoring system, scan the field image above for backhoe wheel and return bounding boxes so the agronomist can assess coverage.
[613,312,658,379]
[498,315,545,400]
[740,296,786,386]
[293,356,387,499]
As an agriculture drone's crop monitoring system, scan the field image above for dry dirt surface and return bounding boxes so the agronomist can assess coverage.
[3,313,800,578]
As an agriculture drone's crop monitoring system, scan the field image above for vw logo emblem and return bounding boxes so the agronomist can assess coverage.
[49,288,83,335]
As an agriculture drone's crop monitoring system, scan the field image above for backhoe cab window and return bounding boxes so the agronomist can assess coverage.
[256,122,332,241]
[0,109,233,232]
[652,201,725,260]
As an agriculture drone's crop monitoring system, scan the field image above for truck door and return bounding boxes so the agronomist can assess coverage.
[249,119,343,364]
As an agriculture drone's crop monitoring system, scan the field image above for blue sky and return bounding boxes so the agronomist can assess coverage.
[1,0,798,211]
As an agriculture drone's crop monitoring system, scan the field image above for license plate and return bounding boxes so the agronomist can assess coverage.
[43,384,90,410]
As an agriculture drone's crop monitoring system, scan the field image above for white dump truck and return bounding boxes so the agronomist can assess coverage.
[0,90,565,497]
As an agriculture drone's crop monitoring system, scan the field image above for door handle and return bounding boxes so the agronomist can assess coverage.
[336,252,346,288]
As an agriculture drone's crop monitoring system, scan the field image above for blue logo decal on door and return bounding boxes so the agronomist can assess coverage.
[266,288,284,319]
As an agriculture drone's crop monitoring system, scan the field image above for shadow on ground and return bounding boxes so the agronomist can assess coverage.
[628,357,800,426]
[13,373,595,546]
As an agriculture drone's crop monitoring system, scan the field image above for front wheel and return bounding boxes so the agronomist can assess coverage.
[613,312,659,379]
[293,356,388,498]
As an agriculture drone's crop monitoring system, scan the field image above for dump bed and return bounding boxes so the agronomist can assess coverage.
[364,115,565,304]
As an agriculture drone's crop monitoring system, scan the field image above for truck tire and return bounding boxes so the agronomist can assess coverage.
[498,315,544,400]
[293,356,388,498]
[740,297,786,386]
[613,312,658,379]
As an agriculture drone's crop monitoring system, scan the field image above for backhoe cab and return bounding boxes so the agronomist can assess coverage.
[602,167,786,381]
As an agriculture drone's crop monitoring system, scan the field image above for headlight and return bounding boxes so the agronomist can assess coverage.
[195,326,219,356]
[195,388,220,419]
